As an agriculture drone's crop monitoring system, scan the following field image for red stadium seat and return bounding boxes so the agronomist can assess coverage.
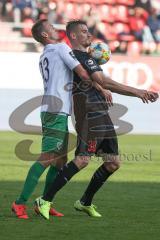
[115,5,129,23]
[98,22,117,40]
[76,3,91,18]
[65,3,77,19]
[116,0,135,6]
[75,0,99,3]
[79,0,116,3]
[99,0,116,4]
[113,22,135,41]
[108,40,120,52]
[113,22,130,34]
[22,19,33,37]
[85,0,97,3]
[98,5,116,23]
[127,41,142,55]
[81,3,91,14]
[66,0,85,2]
[119,35,135,41]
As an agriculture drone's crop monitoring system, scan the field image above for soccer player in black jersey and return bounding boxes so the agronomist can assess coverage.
[36,20,159,219]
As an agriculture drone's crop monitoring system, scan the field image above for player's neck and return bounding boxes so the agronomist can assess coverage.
[43,39,58,46]
[72,43,87,52]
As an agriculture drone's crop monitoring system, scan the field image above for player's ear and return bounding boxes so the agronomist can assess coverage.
[41,31,48,39]
[70,32,76,40]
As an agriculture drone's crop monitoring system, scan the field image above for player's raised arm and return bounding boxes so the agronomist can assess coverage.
[73,65,113,106]
[90,71,159,103]
[92,81,113,106]
[73,64,91,82]
[58,44,112,98]
[58,42,113,98]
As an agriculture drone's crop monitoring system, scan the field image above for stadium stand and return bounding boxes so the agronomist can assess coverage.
[0,0,160,54]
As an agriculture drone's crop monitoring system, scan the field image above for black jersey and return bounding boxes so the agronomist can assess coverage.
[72,50,118,157]
[73,50,108,114]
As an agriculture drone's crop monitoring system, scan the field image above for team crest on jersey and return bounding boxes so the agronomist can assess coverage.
[69,51,76,59]
[85,58,96,68]
[57,141,63,150]
[88,59,94,65]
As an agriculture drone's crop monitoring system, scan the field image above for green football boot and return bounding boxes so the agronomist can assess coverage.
[35,197,51,220]
[74,200,102,217]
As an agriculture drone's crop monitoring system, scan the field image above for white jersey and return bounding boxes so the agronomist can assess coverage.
[39,43,80,115]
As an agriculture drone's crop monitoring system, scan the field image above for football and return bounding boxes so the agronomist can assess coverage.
[88,42,111,65]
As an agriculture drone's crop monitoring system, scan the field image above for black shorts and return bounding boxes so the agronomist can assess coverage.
[75,111,118,156]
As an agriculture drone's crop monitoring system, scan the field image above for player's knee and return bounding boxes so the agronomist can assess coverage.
[74,155,90,169]
[104,161,120,172]
[111,160,120,171]
[55,155,68,169]
[38,159,50,168]
[104,155,121,172]
[38,153,56,168]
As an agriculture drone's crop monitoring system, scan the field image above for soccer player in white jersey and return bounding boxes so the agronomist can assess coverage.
[11,19,106,219]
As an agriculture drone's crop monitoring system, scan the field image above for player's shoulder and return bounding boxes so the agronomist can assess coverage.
[57,43,78,61]
[57,42,72,51]
[73,50,89,61]
[74,50,99,67]
[42,43,60,55]
[82,52,103,72]
[43,43,71,52]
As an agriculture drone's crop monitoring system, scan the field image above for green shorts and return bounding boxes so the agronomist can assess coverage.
[41,112,69,154]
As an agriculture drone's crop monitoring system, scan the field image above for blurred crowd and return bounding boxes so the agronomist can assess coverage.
[1,0,160,54]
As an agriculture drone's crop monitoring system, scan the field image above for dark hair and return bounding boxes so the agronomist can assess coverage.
[31,19,48,43]
[66,20,87,40]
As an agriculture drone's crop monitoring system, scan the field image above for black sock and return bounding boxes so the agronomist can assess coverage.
[43,161,79,202]
[80,164,113,206]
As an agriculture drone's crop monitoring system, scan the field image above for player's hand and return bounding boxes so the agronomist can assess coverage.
[147,91,159,102]
[135,89,149,103]
[101,89,113,107]
[136,89,159,103]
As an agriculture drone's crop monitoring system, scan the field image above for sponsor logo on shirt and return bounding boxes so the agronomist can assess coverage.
[69,51,77,59]
[90,66,97,70]
[85,58,97,69]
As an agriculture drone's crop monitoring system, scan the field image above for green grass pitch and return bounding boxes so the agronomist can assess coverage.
[0,131,160,240]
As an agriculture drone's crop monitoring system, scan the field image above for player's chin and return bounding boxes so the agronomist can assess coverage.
[51,34,59,41]
[86,41,91,47]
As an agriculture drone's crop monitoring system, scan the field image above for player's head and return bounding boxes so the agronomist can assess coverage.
[66,20,92,47]
[31,19,59,45]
